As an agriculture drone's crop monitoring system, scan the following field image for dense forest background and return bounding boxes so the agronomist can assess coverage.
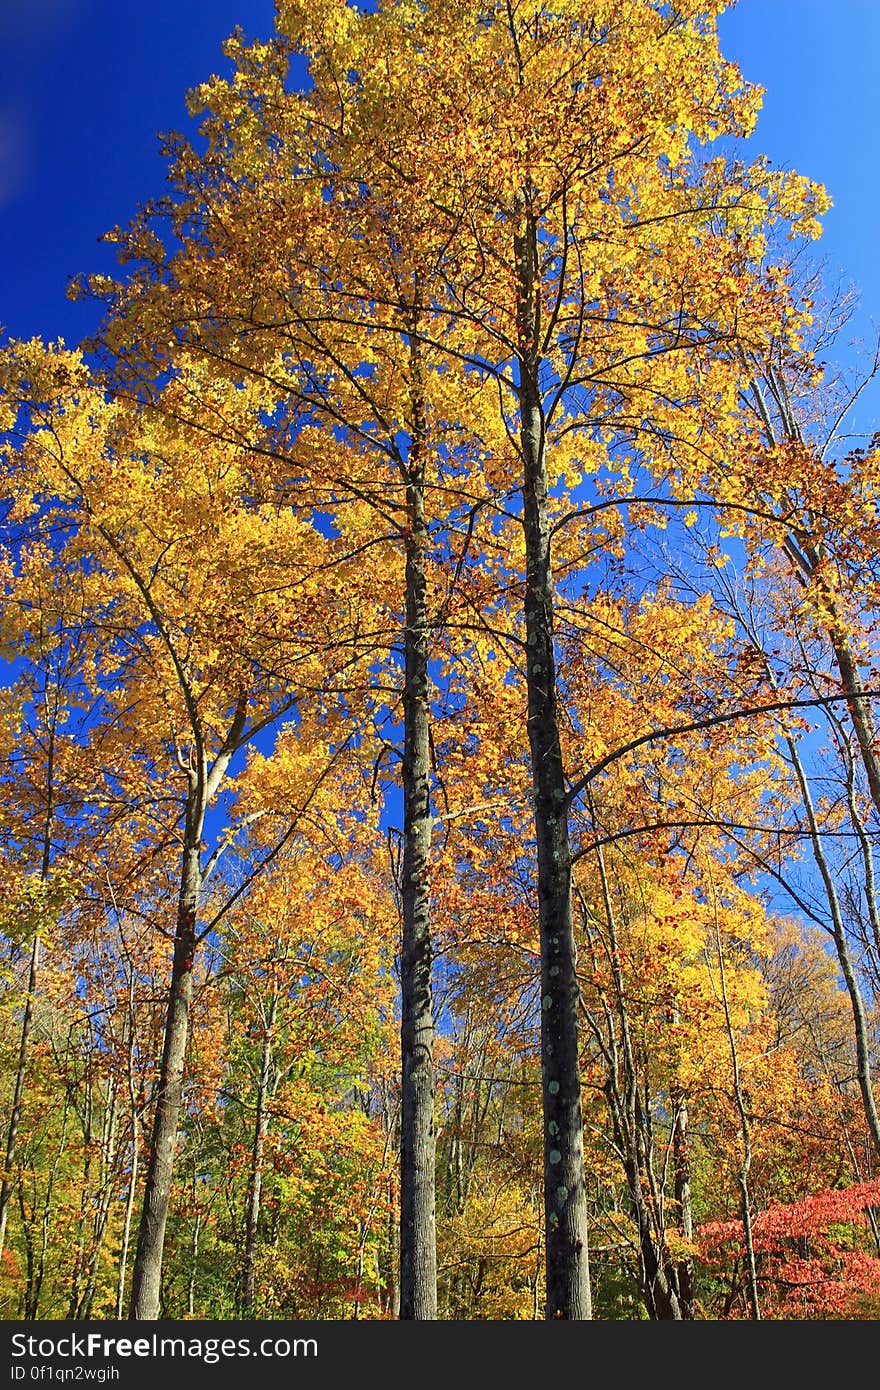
[2,0,880,1321]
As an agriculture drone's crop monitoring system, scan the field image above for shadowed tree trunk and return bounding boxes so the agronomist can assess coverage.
[672,1088,695,1318]
[515,210,590,1320]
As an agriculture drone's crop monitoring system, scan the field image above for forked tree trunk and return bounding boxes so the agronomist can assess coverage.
[515,213,590,1319]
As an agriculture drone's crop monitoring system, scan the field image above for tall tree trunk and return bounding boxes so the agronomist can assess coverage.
[67,1061,94,1318]
[785,730,880,1159]
[186,1211,201,1317]
[18,1090,69,1319]
[515,213,590,1319]
[710,889,760,1320]
[672,1089,695,1318]
[827,627,880,818]
[77,1074,120,1320]
[0,722,55,1261]
[240,993,277,1315]
[590,845,680,1319]
[116,976,141,1318]
[129,841,200,1320]
[750,368,880,825]
[116,1129,140,1318]
[398,342,437,1316]
[0,933,40,1262]
[387,1171,401,1319]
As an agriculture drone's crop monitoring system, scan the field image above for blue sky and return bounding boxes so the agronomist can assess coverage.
[718,0,880,436]
[0,0,878,434]
[0,0,275,342]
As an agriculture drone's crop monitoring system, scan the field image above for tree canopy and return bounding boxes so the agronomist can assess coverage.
[1,0,879,1323]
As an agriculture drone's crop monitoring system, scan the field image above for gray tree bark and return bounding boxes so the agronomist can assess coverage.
[399,371,437,1318]
[672,1092,695,1319]
[240,992,277,1315]
[129,840,201,1319]
[515,213,591,1320]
